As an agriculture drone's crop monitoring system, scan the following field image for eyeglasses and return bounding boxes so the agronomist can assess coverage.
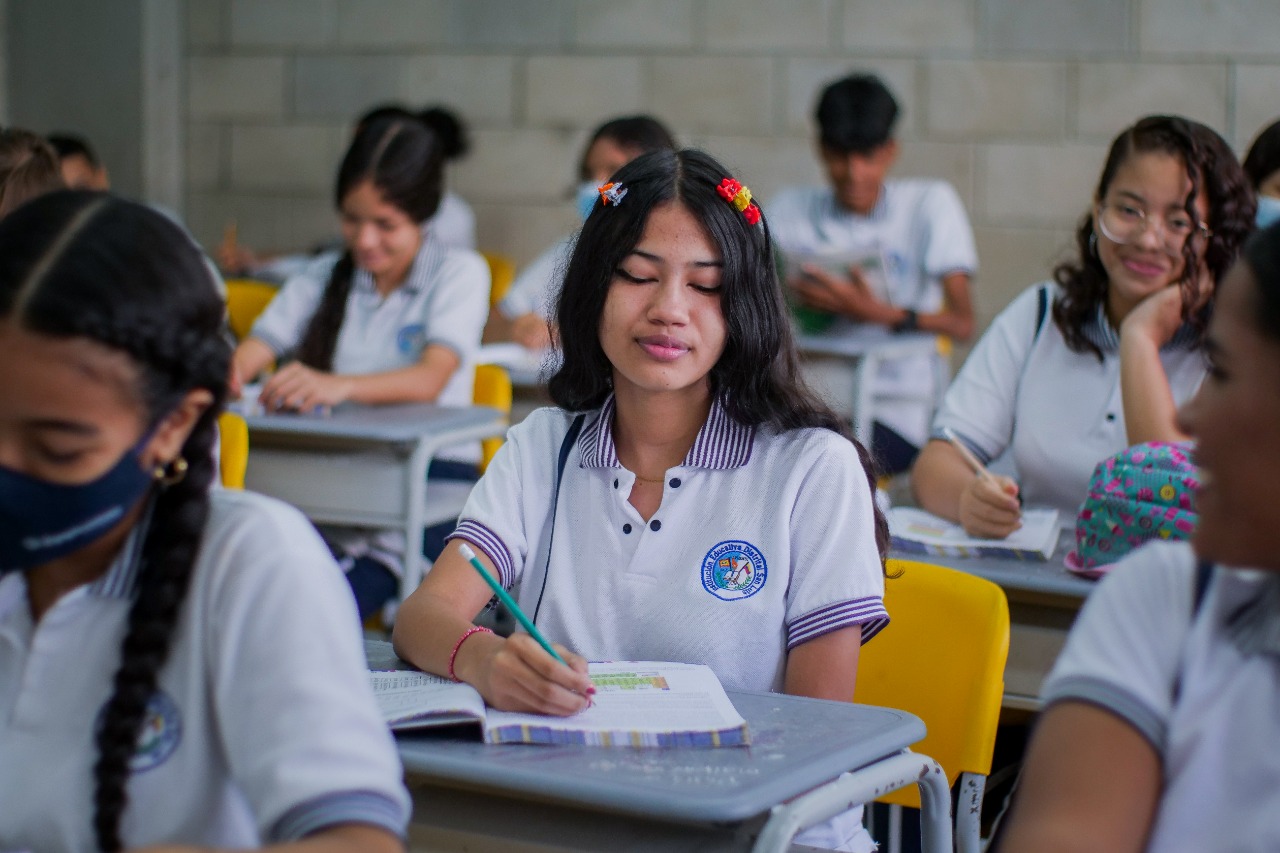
[1096,201,1212,255]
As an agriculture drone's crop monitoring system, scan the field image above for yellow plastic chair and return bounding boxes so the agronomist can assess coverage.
[474,363,512,473]
[224,278,279,341]
[480,251,516,309]
[855,559,1010,853]
[216,411,249,490]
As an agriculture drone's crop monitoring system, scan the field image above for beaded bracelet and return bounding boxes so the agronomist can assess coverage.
[447,625,494,682]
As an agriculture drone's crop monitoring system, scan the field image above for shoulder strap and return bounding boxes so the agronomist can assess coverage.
[1172,560,1216,703]
[1033,283,1050,344]
[527,414,585,624]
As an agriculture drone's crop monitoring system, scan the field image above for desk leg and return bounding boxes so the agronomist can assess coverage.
[752,750,952,853]
[852,355,875,450]
[401,441,432,604]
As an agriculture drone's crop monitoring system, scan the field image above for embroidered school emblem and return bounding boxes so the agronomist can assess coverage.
[396,322,427,354]
[701,540,767,601]
[96,690,183,773]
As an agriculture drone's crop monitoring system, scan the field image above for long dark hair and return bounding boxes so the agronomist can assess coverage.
[1052,115,1255,359]
[295,117,443,369]
[549,148,889,561]
[0,190,230,851]
[1244,222,1280,342]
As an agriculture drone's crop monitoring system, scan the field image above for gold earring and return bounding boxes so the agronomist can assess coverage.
[153,457,189,487]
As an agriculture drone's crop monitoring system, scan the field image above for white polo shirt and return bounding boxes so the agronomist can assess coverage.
[769,181,979,445]
[430,190,477,252]
[1043,542,1280,851]
[498,234,575,321]
[931,283,1206,516]
[0,490,409,852]
[250,233,489,414]
[447,398,888,694]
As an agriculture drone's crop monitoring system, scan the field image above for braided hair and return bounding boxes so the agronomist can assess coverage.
[294,117,444,371]
[0,190,230,851]
[1052,115,1255,360]
[550,148,890,565]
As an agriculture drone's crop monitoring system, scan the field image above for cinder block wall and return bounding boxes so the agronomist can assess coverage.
[184,0,1280,334]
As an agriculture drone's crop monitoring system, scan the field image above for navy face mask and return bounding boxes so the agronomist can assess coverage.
[0,443,155,575]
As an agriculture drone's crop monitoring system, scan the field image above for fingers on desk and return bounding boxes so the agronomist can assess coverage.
[492,634,593,716]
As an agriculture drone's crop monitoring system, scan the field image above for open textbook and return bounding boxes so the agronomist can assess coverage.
[889,506,1061,561]
[781,247,894,305]
[370,660,750,748]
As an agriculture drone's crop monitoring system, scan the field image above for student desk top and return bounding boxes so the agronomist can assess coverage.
[238,403,506,602]
[891,528,1097,711]
[796,329,942,450]
[366,640,952,853]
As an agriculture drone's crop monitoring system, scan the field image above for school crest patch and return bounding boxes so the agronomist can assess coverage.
[701,540,767,601]
[96,689,183,773]
[396,322,427,354]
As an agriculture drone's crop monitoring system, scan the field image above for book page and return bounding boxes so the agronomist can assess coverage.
[368,670,487,730]
[889,506,1060,559]
[483,661,750,748]
[781,247,893,305]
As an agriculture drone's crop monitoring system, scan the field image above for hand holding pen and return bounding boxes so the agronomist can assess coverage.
[943,427,1023,539]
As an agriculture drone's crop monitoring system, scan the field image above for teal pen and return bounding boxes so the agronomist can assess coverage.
[457,543,569,667]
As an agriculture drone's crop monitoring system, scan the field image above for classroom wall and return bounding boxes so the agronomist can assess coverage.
[183,0,1280,333]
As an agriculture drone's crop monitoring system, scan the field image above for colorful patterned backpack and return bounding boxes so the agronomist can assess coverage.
[1065,442,1199,578]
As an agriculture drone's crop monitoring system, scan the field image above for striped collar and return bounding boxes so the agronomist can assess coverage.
[1224,572,1280,658]
[87,499,155,600]
[1081,301,1200,355]
[351,233,447,299]
[578,395,755,471]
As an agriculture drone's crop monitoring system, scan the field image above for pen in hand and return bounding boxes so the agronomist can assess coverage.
[457,543,569,667]
[941,427,1023,508]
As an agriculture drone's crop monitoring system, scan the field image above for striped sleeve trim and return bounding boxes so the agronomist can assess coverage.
[446,520,515,588]
[787,597,890,650]
[1042,674,1166,753]
[249,326,291,358]
[269,789,407,842]
[926,426,993,466]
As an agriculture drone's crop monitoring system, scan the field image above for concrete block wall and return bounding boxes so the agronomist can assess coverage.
[184,0,1280,335]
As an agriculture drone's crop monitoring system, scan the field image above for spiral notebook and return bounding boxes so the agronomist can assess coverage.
[889,506,1061,561]
[370,660,750,748]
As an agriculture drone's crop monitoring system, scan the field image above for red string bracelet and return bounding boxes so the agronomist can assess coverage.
[447,625,494,682]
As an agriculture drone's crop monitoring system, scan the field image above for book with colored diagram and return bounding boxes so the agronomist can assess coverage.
[888,506,1061,561]
[369,660,750,748]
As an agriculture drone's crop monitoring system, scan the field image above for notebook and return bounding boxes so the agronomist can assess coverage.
[780,247,894,305]
[370,660,750,748]
[888,506,1061,561]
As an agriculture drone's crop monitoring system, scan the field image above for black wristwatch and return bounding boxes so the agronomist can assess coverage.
[891,309,919,334]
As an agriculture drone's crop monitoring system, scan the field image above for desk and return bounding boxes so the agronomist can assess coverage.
[477,341,558,387]
[797,330,942,449]
[892,529,1095,711]
[241,403,505,601]
[366,641,951,853]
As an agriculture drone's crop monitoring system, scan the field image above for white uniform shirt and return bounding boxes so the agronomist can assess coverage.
[931,283,1206,515]
[1043,542,1280,851]
[768,181,978,445]
[448,398,888,694]
[250,234,489,415]
[498,234,575,321]
[429,190,477,252]
[0,490,409,852]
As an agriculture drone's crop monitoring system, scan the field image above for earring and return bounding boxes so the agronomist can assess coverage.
[153,457,189,487]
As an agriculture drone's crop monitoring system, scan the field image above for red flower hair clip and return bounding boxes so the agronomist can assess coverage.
[716,177,761,225]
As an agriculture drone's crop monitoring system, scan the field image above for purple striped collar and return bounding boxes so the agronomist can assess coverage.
[579,395,755,470]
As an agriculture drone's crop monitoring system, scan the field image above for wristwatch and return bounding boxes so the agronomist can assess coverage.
[891,309,919,334]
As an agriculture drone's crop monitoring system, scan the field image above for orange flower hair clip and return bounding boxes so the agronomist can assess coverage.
[598,181,627,206]
[716,178,761,225]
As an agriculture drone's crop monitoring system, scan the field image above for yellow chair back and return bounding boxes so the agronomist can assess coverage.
[480,251,516,309]
[473,363,512,472]
[855,559,1009,809]
[225,278,279,341]
[216,411,250,490]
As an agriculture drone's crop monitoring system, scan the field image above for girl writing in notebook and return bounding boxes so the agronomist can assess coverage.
[394,148,888,852]
[0,192,406,852]
[995,222,1280,852]
[231,114,489,619]
[912,115,1254,537]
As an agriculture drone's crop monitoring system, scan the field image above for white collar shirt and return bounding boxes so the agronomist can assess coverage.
[0,490,408,852]
[448,398,888,694]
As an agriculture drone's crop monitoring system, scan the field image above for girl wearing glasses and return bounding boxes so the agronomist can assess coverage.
[911,115,1254,537]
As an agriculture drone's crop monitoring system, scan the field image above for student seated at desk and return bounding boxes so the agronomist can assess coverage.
[912,115,1254,537]
[232,115,489,620]
[393,149,889,852]
[497,115,676,351]
[995,222,1280,853]
[0,192,406,852]
[769,72,979,475]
